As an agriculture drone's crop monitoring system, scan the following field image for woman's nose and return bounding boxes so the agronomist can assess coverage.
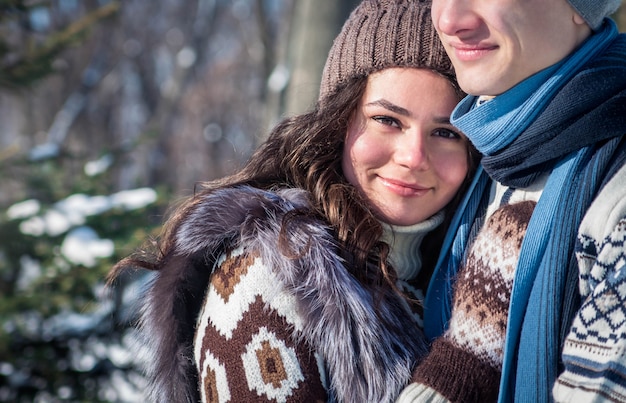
[394,132,429,170]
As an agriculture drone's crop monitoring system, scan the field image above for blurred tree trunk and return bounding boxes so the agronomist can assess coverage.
[617,1,625,31]
[282,0,358,116]
[258,0,357,143]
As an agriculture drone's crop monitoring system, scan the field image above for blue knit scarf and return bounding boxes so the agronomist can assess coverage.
[424,19,626,402]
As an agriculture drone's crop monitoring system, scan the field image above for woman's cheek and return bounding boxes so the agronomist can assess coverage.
[435,147,469,186]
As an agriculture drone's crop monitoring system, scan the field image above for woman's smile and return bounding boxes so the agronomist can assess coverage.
[342,67,470,226]
[378,176,431,197]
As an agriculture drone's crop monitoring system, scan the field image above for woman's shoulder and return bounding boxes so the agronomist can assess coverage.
[209,244,293,302]
[140,186,331,402]
[199,244,307,337]
[174,185,322,257]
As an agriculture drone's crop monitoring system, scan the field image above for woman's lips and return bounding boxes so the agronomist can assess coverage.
[379,177,430,197]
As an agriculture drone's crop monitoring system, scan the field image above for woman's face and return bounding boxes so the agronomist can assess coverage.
[342,67,469,226]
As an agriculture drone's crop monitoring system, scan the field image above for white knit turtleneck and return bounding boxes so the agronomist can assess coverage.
[381,211,445,281]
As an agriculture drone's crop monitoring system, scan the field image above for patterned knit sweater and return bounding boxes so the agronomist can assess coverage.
[193,245,328,402]
[193,205,443,402]
[398,163,626,402]
[139,186,442,402]
[397,25,626,402]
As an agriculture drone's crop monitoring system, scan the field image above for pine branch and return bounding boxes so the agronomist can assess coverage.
[0,1,120,88]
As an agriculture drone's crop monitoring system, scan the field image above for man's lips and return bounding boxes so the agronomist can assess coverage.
[448,42,498,62]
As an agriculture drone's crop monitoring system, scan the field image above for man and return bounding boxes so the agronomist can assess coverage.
[398,0,626,402]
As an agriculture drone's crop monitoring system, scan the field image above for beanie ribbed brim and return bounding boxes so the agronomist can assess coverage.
[319,0,454,101]
[566,0,621,30]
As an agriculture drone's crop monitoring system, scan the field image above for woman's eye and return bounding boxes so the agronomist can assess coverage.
[373,115,400,128]
[433,128,461,139]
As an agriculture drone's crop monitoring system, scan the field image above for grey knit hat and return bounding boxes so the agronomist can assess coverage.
[566,0,621,30]
[318,0,454,101]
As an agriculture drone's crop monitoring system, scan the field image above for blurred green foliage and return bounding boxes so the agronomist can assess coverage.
[0,1,164,401]
[0,0,119,89]
[0,155,167,401]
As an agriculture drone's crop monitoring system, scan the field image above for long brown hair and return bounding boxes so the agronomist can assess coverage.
[109,71,477,290]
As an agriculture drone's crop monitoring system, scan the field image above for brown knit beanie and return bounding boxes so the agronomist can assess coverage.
[319,0,454,101]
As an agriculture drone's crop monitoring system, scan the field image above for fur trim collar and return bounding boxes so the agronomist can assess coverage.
[141,186,427,402]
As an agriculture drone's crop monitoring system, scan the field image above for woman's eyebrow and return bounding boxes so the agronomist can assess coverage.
[365,99,453,124]
[433,116,452,124]
[365,99,410,117]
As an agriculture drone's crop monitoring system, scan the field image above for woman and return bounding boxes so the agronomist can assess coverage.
[109,0,478,401]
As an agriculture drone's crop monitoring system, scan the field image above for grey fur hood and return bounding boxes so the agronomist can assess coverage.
[140,185,428,402]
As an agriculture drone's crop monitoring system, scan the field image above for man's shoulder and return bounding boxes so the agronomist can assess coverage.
[580,161,626,241]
